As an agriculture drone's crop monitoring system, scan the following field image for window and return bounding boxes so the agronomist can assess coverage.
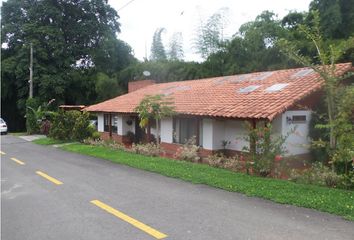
[292,115,306,123]
[104,114,110,132]
[103,114,118,133]
[173,118,202,145]
[252,71,273,81]
[265,83,289,92]
[238,85,261,93]
[291,69,314,78]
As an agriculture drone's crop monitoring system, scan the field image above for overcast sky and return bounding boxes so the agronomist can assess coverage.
[110,0,312,62]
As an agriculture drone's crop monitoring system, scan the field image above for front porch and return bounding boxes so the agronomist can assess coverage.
[95,110,312,158]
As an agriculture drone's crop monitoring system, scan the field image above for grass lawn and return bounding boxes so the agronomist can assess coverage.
[59,143,354,221]
[32,137,74,145]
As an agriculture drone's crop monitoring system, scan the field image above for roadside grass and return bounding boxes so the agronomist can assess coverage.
[59,143,354,221]
[33,137,73,145]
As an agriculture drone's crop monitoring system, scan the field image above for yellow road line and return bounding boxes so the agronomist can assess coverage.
[0,151,6,155]
[36,171,63,185]
[91,200,167,239]
[10,157,25,165]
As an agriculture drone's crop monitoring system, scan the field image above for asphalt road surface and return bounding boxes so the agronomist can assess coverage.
[1,135,353,240]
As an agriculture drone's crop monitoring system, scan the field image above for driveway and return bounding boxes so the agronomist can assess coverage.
[1,135,353,240]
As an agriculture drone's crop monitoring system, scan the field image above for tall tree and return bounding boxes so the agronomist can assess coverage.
[95,72,122,102]
[278,11,354,166]
[150,28,167,61]
[168,32,184,61]
[1,0,133,131]
[193,8,229,59]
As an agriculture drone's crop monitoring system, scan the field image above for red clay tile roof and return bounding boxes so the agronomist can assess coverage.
[85,63,352,120]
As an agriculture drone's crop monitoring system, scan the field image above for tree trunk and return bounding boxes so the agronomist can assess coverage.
[326,86,336,170]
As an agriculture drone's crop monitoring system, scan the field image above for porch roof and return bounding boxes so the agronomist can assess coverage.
[85,63,352,120]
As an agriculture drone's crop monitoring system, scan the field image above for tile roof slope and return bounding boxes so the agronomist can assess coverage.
[85,63,352,120]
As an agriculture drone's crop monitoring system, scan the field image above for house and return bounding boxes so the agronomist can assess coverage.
[85,63,352,158]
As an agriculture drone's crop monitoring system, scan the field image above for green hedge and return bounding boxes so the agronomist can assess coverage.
[49,110,94,141]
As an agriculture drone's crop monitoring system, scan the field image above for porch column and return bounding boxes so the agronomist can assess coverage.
[250,119,257,154]
[109,113,112,138]
[195,118,200,146]
[147,121,151,142]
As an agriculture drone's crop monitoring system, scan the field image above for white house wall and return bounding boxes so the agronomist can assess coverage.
[282,110,312,155]
[96,111,311,156]
[161,118,173,143]
[201,119,248,151]
[212,120,225,150]
[224,120,249,151]
[117,115,123,135]
[271,114,282,136]
[202,119,213,150]
[121,115,135,135]
[97,113,104,132]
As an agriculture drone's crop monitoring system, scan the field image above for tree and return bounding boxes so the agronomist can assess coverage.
[135,95,175,144]
[1,0,134,131]
[278,10,354,167]
[95,72,122,102]
[168,32,184,61]
[150,28,167,61]
[309,0,342,38]
[193,8,229,59]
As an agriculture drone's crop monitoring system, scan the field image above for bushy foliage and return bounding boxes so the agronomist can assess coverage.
[40,120,51,135]
[207,153,243,172]
[49,110,94,141]
[83,138,125,151]
[332,86,354,175]
[135,94,175,144]
[289,162,353,190]
[25,98,40,134]
[243,122,288,177]
[130,143,162,157]
[175,136,200,162]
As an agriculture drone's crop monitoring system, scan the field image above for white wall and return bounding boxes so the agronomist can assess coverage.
[161,118,173,143]
[121,115,135,135]
[97,113,135,135]
[201,119,248,151]
[282,110,312,155]
[271,114,282,136]
[223,120,249,151]
[97,113,104,132]
[202,119,214,150]
[95,110,312,156]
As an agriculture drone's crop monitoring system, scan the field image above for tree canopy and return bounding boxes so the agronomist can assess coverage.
[1,0,353,132]
[1,0,135,130]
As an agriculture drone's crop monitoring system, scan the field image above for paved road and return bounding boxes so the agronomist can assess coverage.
[1,135,353,240]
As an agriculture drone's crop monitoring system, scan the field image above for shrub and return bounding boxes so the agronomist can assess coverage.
[49,110,94,141]
[40,120,51,135]
[175,136,200,162]
[91,131,101,140]
[243,122,288,177]
[26,98,40,134]
[289,162,352,189]
[83,138,125,151]
[207,153,224,167]
[72,113,94,141]
[207,153,243,172]
[223,156,243,172]
[130,143,162,157]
